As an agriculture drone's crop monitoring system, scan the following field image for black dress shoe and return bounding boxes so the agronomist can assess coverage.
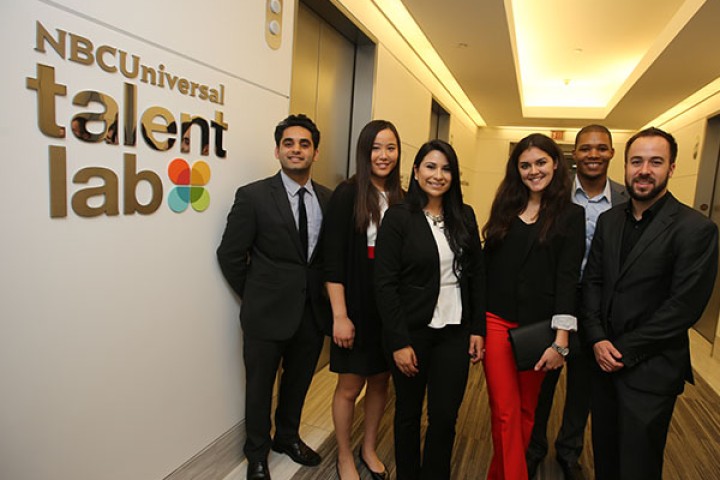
[271,438,321,466]
[557,458,584,480]
[358,446,387,480]
[247,459,271,480]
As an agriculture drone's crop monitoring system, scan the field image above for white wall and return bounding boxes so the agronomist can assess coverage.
[0,1,294,479]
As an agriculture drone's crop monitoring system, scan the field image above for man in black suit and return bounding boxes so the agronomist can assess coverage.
[528,125,628,480]
[582,127,718,480]
[217,114,332,480]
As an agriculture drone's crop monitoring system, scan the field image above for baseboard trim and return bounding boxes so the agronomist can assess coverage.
[163,421,246,480]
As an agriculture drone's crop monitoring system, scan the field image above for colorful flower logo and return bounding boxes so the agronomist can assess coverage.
[167,158,211,212]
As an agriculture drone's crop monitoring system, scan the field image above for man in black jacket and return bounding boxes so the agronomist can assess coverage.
[582,127,717,480]
[217,114,332,480]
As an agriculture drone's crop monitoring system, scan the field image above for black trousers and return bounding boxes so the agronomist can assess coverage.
[242,300,324,461]
[527,347,592,463]
[591,368,677,480]
[390,325,470,480]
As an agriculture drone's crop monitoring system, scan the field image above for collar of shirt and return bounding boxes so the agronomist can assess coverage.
[573,176,612,205]
[280,170,315,198]
[623,190,670,224]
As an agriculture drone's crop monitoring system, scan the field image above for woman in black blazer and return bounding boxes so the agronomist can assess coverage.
[375,140,485,480]
[481,133,584,480]
[325,120,404,480]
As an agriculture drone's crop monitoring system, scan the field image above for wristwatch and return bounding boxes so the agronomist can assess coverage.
[551,342,570,358]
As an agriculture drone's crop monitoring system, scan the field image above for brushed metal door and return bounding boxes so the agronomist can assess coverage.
[291,3,354,189]
[693,116,720,344]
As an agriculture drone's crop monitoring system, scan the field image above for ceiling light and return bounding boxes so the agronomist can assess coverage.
[505,0,706,119]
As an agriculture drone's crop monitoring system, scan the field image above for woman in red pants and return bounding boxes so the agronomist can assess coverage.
[481,133,585,480]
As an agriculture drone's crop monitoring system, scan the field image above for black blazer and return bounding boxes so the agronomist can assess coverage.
[582,193,718,395]
[485,203,586,328]
[217,172,332,341]
[323,180,381,343]
[374,203,485,353]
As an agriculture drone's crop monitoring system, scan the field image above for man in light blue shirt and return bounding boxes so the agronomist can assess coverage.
[528,125,628,480]
[217,114,332,480]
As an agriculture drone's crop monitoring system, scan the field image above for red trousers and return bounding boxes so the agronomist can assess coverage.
[483,313,546,480]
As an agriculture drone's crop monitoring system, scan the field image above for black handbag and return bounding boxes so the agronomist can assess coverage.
[507,320,579,371]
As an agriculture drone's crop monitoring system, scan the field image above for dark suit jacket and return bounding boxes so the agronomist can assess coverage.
[582,193,718,395]
[608,178,629,206]
[485,203,586,328]
[217,171,332,341]
[374,203,485,353]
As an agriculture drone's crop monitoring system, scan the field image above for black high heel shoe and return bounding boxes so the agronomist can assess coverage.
[358,446,388,480]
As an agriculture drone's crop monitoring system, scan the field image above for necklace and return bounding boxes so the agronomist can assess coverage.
[424,210,444,226]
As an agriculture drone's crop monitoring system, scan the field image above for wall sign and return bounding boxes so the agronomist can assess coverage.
[26,21,230,218]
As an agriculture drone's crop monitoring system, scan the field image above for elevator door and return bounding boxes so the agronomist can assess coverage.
[290,3,355,188]
[694,116,720,343]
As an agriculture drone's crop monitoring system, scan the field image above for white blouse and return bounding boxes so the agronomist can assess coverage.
[366,191,389,247]
[425,215,462,329]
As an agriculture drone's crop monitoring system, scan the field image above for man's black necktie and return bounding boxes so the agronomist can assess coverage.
[298,187,308,260]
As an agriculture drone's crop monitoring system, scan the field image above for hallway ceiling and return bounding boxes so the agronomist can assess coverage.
[400,0,720,129]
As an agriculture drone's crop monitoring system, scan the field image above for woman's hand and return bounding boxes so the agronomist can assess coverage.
[333,315,355,349]
[469,335,485,364]
[534,328,570,371]
[393,346,419,377]
[534,346,565,371]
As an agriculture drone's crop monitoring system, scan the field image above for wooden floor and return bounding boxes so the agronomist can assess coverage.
[289,362,720,480]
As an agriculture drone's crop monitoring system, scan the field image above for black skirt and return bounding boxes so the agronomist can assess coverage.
[329,260,388,376]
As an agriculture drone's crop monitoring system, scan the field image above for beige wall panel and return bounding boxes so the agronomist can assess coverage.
[373,46,432,149]
[373,46,431,188]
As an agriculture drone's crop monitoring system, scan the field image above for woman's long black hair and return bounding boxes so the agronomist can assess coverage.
[352,120,403,231]
[406,139,474,276]
[482,133,571,248]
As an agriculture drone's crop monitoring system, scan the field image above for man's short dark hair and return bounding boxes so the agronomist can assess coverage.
[274,114,320,148]
[575,124,613,147]
[625,127,678,164]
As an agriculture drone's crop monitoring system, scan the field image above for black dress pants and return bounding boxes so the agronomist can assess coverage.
[242,300,324,461]
[527,347,592,463]
[591,368,677,480]
[390,325,470,480]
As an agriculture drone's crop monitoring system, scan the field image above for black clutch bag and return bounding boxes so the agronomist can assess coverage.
[507,320,579,371]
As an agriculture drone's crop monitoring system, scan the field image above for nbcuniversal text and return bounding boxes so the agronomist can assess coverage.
[26,21,229,218]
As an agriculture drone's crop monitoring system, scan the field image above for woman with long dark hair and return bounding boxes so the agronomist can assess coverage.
[481,133,585,479]
[324,120,403,480]
[375,139,485,479]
